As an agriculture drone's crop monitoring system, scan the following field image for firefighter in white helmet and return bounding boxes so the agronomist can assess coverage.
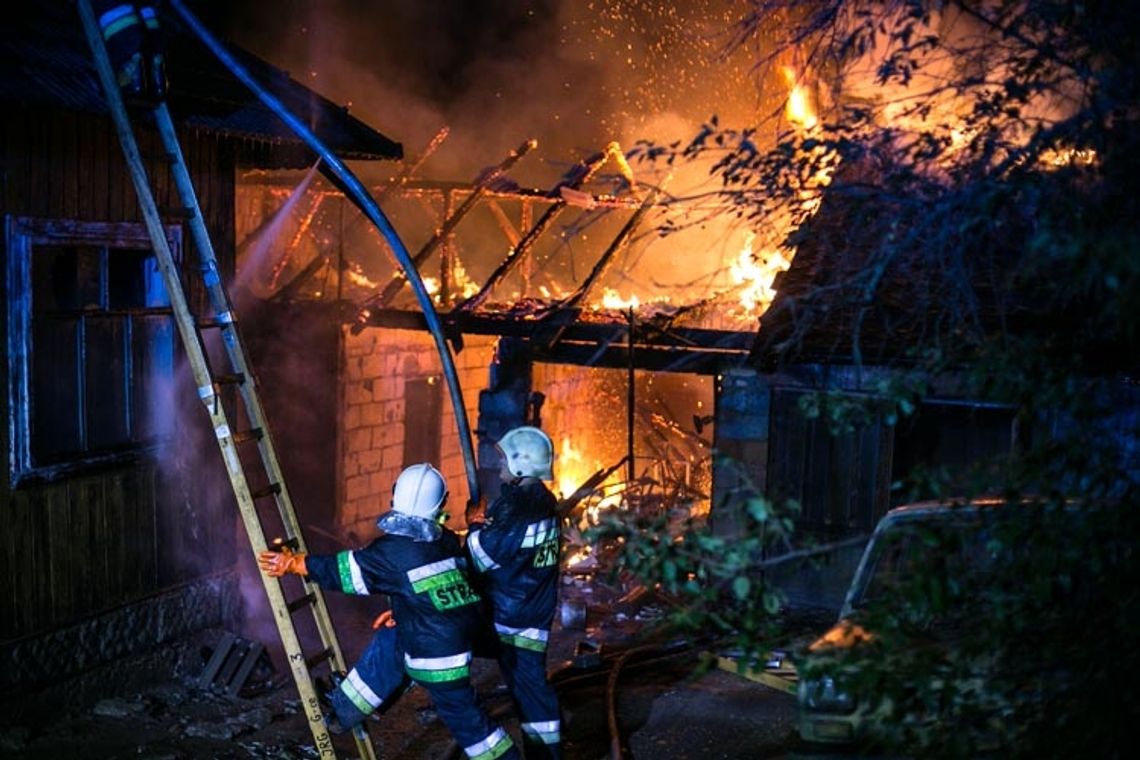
[466,427,563,759]
[259,463,518,759]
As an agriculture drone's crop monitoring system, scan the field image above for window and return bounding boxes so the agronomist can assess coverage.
[7,217,179,485]
[890,400,1017,504]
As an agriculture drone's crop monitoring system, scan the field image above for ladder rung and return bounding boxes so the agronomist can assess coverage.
[197,317,235,330]
[270,536,300,552]
[305,647,335,671]
[214,373,246,386]
[231,428,263,445]
[251,482,282,500]
[286,592,317,614]
[158,205,197,220]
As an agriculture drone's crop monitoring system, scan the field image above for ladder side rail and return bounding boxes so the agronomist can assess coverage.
[167,0,482,509]
[76,2,339,756]
[152,105,352,679]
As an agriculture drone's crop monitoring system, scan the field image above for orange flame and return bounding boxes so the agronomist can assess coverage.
[731,232,792,314]
[557,435,588,500]
[600,288,641,311]
[781,66,818,130]
[557,435,623,527]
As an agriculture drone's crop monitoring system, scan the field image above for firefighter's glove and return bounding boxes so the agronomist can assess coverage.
[258,546,308,577]
[371,609,397,630]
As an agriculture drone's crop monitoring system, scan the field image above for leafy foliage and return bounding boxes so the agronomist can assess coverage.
[603,1,1140,756]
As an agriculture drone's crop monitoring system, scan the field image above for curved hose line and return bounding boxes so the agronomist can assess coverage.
[166,0,481,504]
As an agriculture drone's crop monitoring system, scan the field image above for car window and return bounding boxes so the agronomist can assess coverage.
[854,516,996,610]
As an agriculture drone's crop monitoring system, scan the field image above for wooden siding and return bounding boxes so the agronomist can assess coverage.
[766,387,893,537]
[1,107,238,640]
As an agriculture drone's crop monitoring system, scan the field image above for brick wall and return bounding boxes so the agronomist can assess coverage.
[339,328,496,534]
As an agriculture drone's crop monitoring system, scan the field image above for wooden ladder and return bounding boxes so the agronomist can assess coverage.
[77,2,375,757]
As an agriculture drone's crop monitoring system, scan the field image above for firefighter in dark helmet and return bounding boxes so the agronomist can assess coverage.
[466,427,563,759]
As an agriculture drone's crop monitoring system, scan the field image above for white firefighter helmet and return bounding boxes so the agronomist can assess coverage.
[391,463,448,520]
[497,426,554,480]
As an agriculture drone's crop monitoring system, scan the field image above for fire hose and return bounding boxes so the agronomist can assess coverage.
[166,0,482,506]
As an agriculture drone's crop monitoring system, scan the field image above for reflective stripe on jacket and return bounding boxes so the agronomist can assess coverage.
[466,479,560,642]
[306,529,484,674]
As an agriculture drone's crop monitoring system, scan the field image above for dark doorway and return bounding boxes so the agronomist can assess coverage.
[403,376,443,468]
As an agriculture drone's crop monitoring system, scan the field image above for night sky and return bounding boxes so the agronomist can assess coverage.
[195,0,772,185]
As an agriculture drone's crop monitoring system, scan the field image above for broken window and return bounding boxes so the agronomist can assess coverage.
[6,217,179,485]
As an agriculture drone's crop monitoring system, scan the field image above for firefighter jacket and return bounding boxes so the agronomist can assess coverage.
[306,528,485,684]
[466,478,560,652]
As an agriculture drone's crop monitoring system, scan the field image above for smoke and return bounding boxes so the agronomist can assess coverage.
[233,159,322,298]
[207,0,765,178]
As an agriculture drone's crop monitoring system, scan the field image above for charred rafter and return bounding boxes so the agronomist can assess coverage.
[351,139,538,330]
[534,184,665,351]
[455,149,612,313]
[357,307,752,375]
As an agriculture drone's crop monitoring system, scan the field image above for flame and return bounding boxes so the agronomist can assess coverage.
[781,66,818,130]
[452,259,481,299]
[556,435,624,527]
[731,232,791,313]
[557,435,586,500]
[564,545,592,569]
[1040,147,1097,168]
[600,288,641,311]
[344,268,379,289]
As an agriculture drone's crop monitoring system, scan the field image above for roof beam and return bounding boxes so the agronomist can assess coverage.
[356,308,753,375]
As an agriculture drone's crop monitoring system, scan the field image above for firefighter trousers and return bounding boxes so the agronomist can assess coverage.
[498,642,562,760]
[330,625,519,759]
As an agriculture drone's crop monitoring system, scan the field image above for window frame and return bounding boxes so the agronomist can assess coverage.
[6,215,182,486]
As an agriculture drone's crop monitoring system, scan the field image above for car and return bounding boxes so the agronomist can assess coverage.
[794,497,1062,753]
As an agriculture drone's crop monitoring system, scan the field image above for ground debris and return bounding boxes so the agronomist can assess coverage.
[92,696,147,719]
[415,705,439,727]
[183,720,237,741]
[0,726,30,752]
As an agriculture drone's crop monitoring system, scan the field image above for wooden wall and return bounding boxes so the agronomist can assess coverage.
[0,107,238,641]
[766,386,893,537]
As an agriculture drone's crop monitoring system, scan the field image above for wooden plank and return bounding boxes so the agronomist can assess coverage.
[44,482,74,626]
[0,488,17,639]
[829,428,854,528]
[77,110,97,221]
[74,477,105,614]
[26,110,48,217]
[7,488,54,637]
[714,654,798,695]
[62,112,80,220]
[124,467,159,598]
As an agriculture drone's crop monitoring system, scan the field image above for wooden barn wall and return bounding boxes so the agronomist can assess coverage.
[0,107,238,641]
[766,386,893,537]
